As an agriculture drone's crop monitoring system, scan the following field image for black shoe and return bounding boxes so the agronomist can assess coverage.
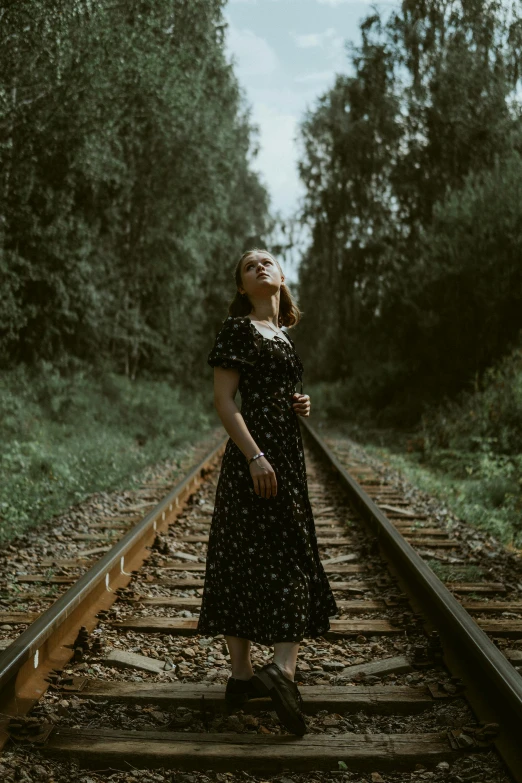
[225,675,268,711]
[251,662,307,736]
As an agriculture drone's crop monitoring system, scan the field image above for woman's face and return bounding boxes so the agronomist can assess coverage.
[239,253,284,298]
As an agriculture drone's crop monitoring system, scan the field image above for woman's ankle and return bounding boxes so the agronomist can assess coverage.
[231,666,254,680]
[273,661,295,681]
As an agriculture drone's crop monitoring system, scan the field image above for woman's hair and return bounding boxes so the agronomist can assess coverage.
[227,248,302,328]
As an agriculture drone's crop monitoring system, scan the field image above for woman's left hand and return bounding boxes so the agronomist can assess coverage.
[292,392,311,417]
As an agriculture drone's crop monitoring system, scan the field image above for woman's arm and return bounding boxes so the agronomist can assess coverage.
[213,366,277,499]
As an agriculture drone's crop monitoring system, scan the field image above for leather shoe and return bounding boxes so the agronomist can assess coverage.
[225,675,269,711]
[251,662,307,736]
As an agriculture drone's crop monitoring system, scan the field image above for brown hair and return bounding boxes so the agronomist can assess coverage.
[227,248,302,328]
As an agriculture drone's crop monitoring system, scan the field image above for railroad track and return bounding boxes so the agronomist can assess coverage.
[0,421,521,781]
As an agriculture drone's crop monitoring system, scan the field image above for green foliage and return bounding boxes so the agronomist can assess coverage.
[411,340,522,543]
[421,340,522,456]
[360,436,522,547]
[0,0,272,377]
[0,1,278,545]
[0,363,216,544]
[425,561,484,584]
[294,0,522,425]
[320,339,522,545]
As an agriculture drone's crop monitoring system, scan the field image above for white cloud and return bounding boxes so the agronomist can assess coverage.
[292,27,337,49]
[223,6,374,219]
[223,24,303,216]
[248,86,331,120]
[294,70,338,84]
[226,26,279,77]
[248,102,303,215]
[291,27,347,69]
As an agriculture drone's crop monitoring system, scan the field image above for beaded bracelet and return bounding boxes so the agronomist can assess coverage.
[247,451,265,466]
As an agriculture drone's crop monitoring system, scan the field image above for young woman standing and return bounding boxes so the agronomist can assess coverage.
[196,248,339,735]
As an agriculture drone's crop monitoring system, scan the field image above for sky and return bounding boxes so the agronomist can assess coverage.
[223,1,399,217]
[223,0,400,279]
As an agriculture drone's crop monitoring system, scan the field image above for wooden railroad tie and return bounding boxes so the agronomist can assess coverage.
[39,728,474,772]
[117,595,522,615]
[122,597,387,613]
[63,677,450,715]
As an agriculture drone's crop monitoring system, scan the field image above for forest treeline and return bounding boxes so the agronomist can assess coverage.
[296,0,522,426]
[2,0,522,434]
[0,0,272,381]
[1,0,522,542]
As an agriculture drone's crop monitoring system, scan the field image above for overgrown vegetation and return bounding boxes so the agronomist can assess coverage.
[420,341,522,459]
[0,0,273,542]
[316,339,522,547]
[295,0,522,426]
[425,561,484,584]
[0,364,217,543]
[3,1,522,549]
[0,0,273,377]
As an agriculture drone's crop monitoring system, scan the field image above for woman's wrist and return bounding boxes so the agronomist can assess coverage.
[247,451,265,466]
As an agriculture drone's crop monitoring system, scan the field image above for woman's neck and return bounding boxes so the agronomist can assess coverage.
[247,312,279,328]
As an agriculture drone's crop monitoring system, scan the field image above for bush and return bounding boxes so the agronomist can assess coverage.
[0,364,216,543]
[420,338,522,456]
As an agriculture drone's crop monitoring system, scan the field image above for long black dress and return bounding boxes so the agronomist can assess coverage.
[196,315,339,646]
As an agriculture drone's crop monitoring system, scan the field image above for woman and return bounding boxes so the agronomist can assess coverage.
[196,248,339,736]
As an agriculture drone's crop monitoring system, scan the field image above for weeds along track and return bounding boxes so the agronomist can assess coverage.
[0,422,521,782]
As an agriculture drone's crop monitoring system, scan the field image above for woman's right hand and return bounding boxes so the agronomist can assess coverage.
[249,455,277,499]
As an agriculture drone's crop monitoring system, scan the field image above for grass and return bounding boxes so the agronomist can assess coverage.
[327,416,522,549]
[0,363,219,545]
[327,418,522,549]
[425,561,484,583]
[364,439,521,550]
[310,342,522,549]
[4,338,522,558]
[309,380,522,550]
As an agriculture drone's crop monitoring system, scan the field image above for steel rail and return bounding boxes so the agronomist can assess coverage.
[300,418,522,782]
[0,435,228,747]
[2,418,522,778]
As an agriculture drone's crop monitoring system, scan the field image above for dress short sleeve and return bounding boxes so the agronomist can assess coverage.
[208,316,260,371]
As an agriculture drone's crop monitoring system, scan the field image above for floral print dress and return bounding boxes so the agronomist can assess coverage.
[196,315,339,646]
